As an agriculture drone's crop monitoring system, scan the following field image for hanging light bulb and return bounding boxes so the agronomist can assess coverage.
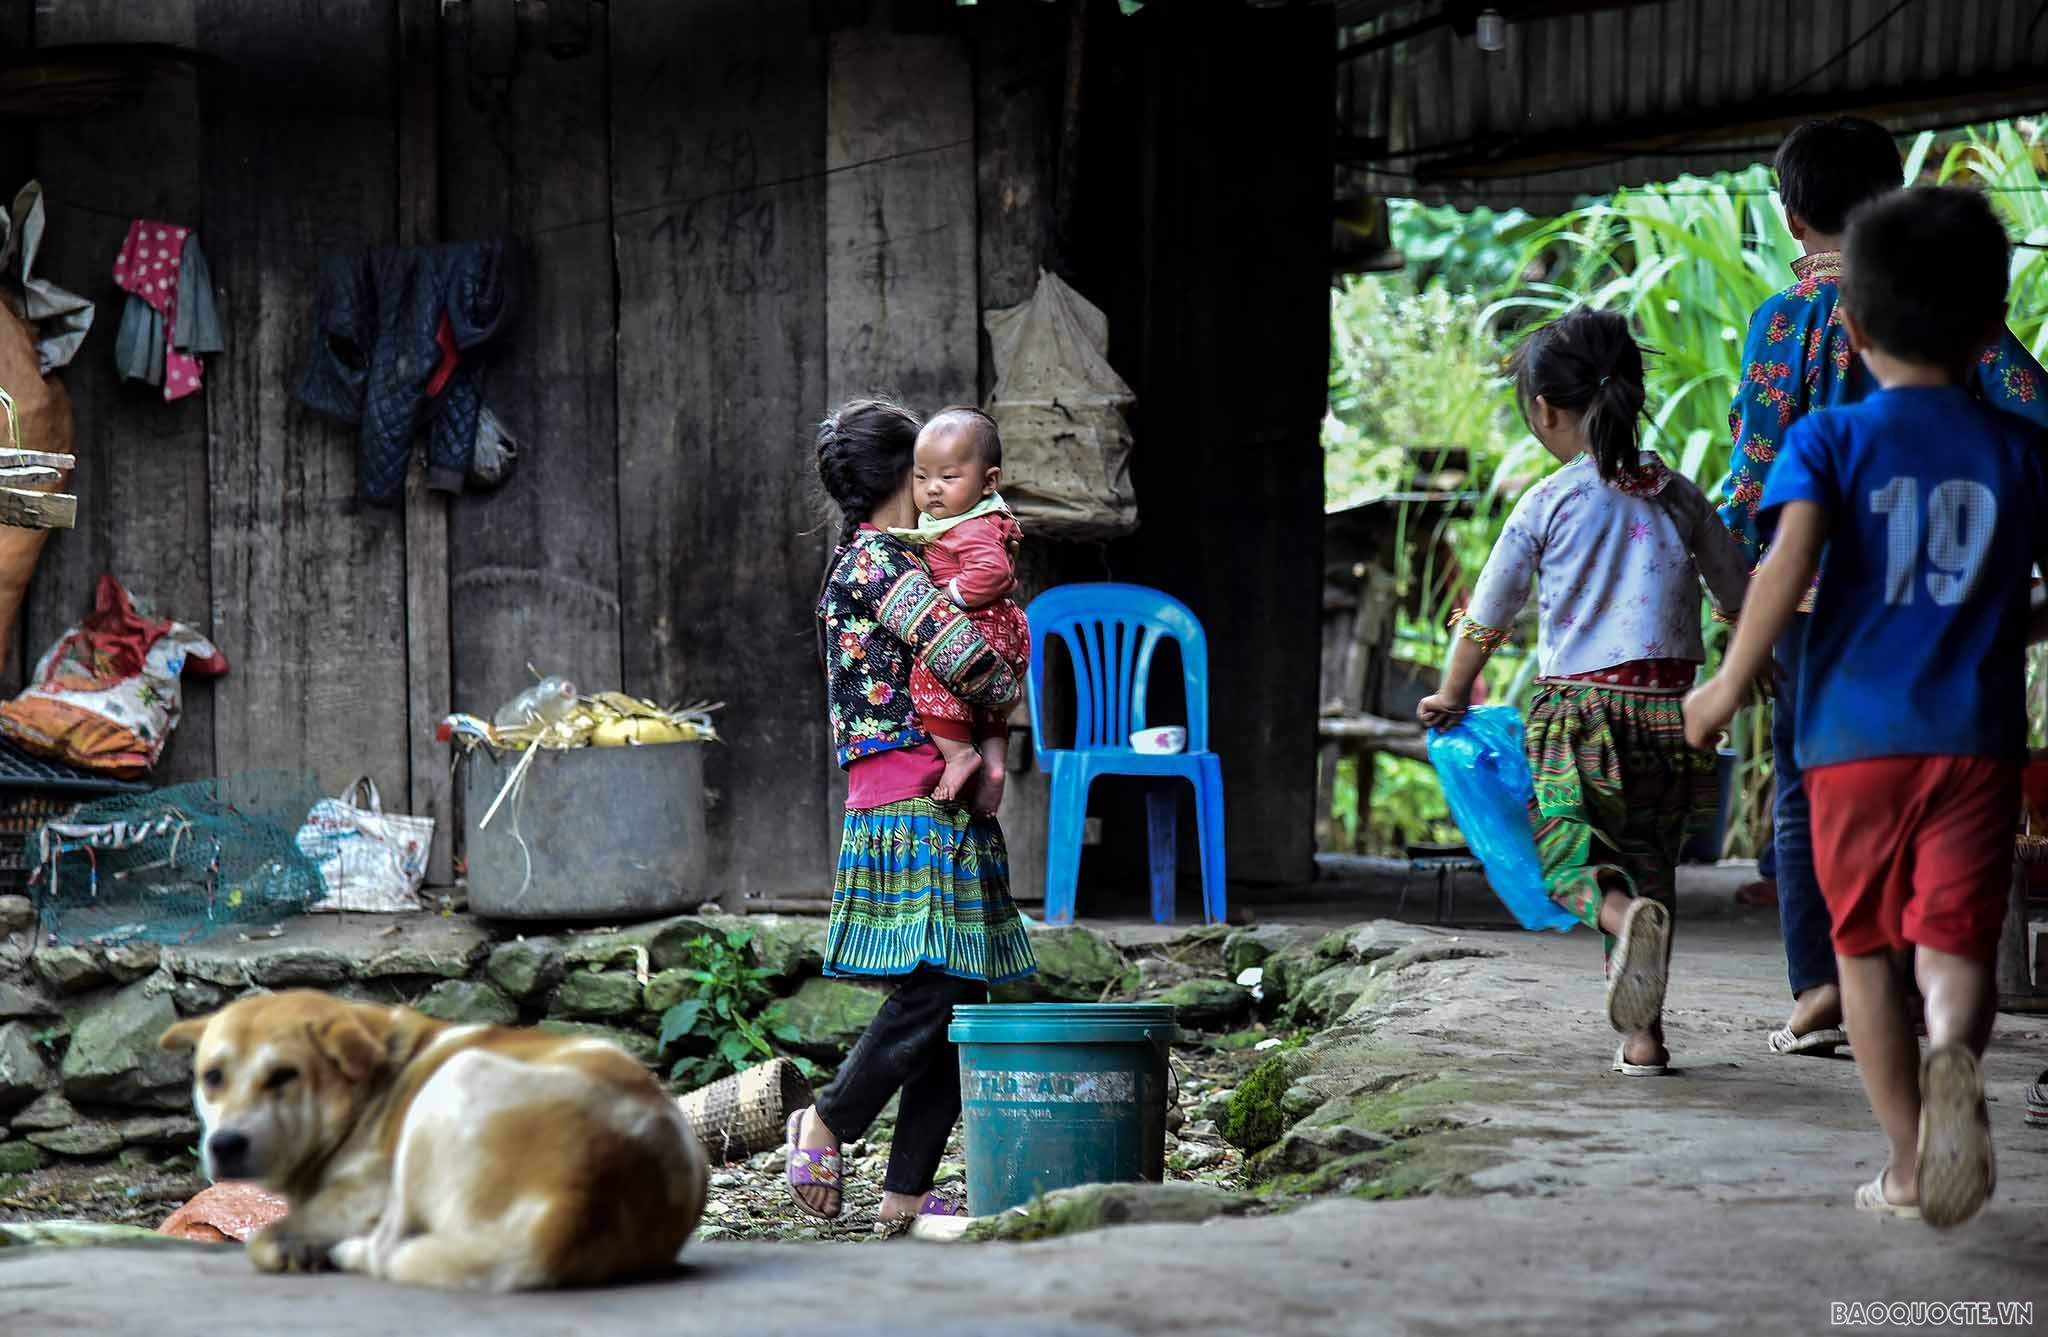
[1476,8,1506,52]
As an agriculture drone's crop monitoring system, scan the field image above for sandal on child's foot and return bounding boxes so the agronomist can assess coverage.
[1854,1173,1921,1220]
[1917,1046,1994,1229]
[874,1192,969,1239]
[785,1108,843,1221]
[1611,1041,1669,1077]
[2026,1068,2048,1129]
[1605,898,1671,1035]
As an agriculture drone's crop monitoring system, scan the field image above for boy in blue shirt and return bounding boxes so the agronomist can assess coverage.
[1720,117,2048,1060]
[1688,187,2048,1228]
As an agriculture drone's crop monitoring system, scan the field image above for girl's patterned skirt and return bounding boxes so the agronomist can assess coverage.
[1524,682,1719,955]
[823,798,1038,985]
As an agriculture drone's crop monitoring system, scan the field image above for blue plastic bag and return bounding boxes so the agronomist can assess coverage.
[1424,705,1578,933]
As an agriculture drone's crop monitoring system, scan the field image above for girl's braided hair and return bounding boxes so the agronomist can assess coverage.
[815,397,923,547]
[1507,308,1649,482]
[814,397,922,666]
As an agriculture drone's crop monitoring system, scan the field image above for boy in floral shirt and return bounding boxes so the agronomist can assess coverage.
[1718,117,2048,1059]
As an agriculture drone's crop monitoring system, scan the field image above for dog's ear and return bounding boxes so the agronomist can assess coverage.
[311,1011,389,1083]
[159,1016,210,1052]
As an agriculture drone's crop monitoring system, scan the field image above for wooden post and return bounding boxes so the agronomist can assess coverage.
[1318,563,1398,852]
[1998,862,2041,1006]
[398,0,455,886]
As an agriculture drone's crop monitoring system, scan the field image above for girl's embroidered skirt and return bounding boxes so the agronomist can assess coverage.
[823,798,1038,985]
[1524,683,1719,956]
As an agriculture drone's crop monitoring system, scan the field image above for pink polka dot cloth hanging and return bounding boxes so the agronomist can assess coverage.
[113,219,202,402]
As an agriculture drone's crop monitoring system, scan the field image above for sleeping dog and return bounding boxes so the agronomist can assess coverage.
[159,989,708,1291]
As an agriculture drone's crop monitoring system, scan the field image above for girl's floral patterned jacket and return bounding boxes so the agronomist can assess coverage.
[817,527,1017,767]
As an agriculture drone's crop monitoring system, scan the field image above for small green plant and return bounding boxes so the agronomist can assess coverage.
[28,1026,63,1059]
[657,928,819,1088]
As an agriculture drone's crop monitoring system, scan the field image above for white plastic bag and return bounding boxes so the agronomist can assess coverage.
[984,268,1138,541]
[295,777,432,913]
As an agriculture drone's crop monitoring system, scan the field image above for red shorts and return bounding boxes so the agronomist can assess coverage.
[1807,755,2018,963]
[909,599,1029,743]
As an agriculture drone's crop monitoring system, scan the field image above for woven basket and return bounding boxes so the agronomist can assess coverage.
[678,1057,815,1165]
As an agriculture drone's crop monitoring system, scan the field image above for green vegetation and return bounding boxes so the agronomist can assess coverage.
[657,927,821,1088]
[1327,120,2048,856]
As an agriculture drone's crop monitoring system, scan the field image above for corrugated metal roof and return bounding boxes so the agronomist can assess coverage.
[1339,0,2048,208]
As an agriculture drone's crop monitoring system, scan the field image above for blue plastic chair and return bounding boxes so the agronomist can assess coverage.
[1025,583,1226,925]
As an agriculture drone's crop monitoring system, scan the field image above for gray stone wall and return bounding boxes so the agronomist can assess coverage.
[0,897,1139,1176]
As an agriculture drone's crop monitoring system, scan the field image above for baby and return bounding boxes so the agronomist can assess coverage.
[897,406,1030,811]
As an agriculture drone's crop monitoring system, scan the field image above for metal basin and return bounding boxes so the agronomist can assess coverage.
[460,742,708,920]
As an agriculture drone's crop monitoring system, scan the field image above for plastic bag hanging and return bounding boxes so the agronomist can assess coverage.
[1424,705,1578,932]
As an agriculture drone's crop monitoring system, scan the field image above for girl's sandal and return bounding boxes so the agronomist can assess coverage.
[1610,1041,1668,1077]
[1605,897,1671,1035]
[875,1192,969,1239]
[784,1108,843,1221]
[1854,1173,1921,1220]
[1918,1045,1994,1229]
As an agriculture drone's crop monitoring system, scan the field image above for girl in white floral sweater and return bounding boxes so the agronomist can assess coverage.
[1418,309,1749,1075]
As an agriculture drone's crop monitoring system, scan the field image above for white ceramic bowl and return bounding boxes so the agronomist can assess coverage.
[1129,726,1187,755]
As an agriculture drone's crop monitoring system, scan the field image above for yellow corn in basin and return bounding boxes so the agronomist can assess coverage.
[590,716,703,747]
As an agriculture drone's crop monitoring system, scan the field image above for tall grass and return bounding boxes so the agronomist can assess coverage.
[1326,120,2048,858]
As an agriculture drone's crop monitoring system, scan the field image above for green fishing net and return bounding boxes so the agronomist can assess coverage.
[28,770,329,946]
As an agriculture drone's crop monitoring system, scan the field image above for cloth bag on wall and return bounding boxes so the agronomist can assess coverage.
[983,268,1139,541]
[295,777,433,913]
[0,575,225,776]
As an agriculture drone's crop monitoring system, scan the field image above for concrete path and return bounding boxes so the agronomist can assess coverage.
[5,900,2047,1336]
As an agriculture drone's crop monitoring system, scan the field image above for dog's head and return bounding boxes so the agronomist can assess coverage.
[159,990,402,1187]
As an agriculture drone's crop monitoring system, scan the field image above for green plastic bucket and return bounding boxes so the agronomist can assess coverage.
[949,1003,1179,1216]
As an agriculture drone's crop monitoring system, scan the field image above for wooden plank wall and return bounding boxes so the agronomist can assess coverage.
[0,0,1328,902]
[1084,4,1332,891]
[611,0,832,898]
[441,0,620,885]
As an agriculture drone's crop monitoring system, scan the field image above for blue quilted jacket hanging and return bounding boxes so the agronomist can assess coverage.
[296,239,522,505]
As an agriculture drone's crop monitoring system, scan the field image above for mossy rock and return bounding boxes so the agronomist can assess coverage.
[1007,926,1124,1002]
[0,1221,210,1250]
[0,1140,45,1173]
[0,1021,54,1112]
[642,968,698,1016]
[964,1181,1255,1243]
[9,1092,74,1132]
[1261,1126,1507,1200]
[1222,936,1272,976]
[548,970,642,1020]
[1219,1051,1298,1153]
[1282,963,1376,1028]
[1258,952,1305,1007]
[27,1121,122,1157]
[414,980,518,1027]
[485,936,565,1002]
[1259,1122,1392,1177]
[32,947,110,995]
[1363,940,1502,978]
[760,979,885,1062]
[359,942,485,981]
[728,915,827,983]
[563,918,693,972]
[1148,978,1252,1028]
[59,979,189,1106]
[1309,930,1352,968]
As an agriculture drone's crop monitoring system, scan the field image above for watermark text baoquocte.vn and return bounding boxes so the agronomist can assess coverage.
[1831,1301,2034,1329]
